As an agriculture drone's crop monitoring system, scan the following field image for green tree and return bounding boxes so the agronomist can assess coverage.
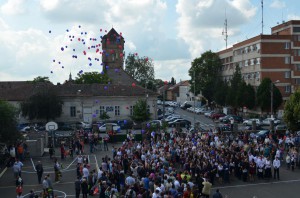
[256,78,283,113]
[32,76,51,83]
[99,111,110,120]
[125,53,155,84]
[171,77,176,85]
[74,72,111,84]
[236,81,256,110]
[189,50,222,103]
[0,100,21,144]
[131,99,150,123]
[283,88,300,131]
[226,65,243,108]
[21,89,63,121]
[213,79,228,107]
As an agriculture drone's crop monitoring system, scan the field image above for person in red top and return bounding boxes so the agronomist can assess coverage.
[60,144,65,160]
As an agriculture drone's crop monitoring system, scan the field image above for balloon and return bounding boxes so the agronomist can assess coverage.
[89,63,92,66]
[61,47,64,51]
[83,51,86,55]
[62,66,64,68]
[78,25,81,28]
[132,83,136,87]
[81,32,83,35]
[53,59,55,62]
[124,120,127,124]
[164,81,168,85]
[58,61,61,64]
[145,57,148,62]
[141,129,145,134]
[114,68,118,72]
[65,46,68,48]
[147,123,150,128]
[126,106,129,109]
[50,71,53,73]
[106,65,109,69]
[78,38,81,41]
[104,86,108,90]
[100,29,102,32]
[135,53,138,56]
[66,29,69,32]
[73,49,75,51]
[49,30,51,33]
[92,114,96,118]
[95,100,99,103]
[85,32,87,35]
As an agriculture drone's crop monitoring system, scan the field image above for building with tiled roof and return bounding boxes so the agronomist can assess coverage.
[0,28,158,124]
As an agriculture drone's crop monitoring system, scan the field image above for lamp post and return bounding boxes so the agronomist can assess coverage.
[270,80,280,118]
[193,70,196,128]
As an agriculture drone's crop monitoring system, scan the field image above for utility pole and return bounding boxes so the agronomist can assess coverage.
[193,70,196,128]
[222,9,228,49]
[261,0,264,34]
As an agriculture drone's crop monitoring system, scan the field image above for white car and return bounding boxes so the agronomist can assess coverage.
[262,118,281,126]
[243,119,261,126]
[99,123,121,133]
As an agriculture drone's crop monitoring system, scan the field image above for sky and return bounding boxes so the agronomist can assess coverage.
[0,0,299,84]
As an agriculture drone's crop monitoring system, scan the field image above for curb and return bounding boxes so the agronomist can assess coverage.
[0,167,7,179]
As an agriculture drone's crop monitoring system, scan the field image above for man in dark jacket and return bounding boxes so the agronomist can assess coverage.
[75,176,81,198]
[213,189,223,198]
[81,178,88,198]
[35,161,44,184]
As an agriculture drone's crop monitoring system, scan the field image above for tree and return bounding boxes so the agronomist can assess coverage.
[213,79,228,107]
[125,53,155,84]
[189,50,222,103]
[0,100,21,144]
[131,99,150,123]
[283,88,300,131]
[236,81,256,110]
[21,89,63,121]
[99,111,110,120]
[74,72,111,84]
[226,65,243,108]
[256,78,283,114]
[32,76,51,83]
[171,77,176,85]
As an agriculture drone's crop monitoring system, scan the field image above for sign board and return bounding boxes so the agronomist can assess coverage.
[45,121,58,131]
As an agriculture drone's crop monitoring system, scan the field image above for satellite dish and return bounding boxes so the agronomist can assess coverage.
[45,121,58,131]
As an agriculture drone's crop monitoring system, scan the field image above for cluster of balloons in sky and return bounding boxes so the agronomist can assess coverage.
[48,25,149,79]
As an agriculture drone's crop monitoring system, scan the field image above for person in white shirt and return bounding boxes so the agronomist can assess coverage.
[273,157,281,180]
[82,164,89,178]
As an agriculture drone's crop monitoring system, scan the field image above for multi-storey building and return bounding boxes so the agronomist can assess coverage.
[218,20,300,114]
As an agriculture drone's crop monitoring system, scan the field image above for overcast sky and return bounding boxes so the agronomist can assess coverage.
[0,0,299,84]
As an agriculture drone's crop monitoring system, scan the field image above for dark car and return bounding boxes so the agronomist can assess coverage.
[244,125,263,131]
[169,119,191,128]
[220,115,243,123]
[216,124,231,132]
[210,113,226,120]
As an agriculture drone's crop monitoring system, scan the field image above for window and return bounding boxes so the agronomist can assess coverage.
[285,57,290,64]
[285,85,291,93]
[294,49,300,56]
[295,64,300,71]
[245,60,248,66]
[257,58,261,65]
[285,71,291,78]
[285,42,290,49]
[147,105,150,114]
[295,79,300,85]
[100,106,105,116]
[115,106,120,116]
[293,27,300,33]
[70,106,76,117]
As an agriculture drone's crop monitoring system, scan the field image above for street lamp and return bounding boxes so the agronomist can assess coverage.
[193,70,196,127]
[270,80,280,118]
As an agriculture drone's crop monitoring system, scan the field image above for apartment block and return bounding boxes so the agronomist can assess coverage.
[218,20,300,102]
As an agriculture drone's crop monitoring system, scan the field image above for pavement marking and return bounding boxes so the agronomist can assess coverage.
[30,158,36,171]
[0,167,7,179]
[94,155,99,170]
[212,178,300,190]
[23,190,67,198]
[0,181,75,189]
[65,157,78,169]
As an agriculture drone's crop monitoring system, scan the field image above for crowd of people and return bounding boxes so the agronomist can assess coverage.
[8,125,300,197]
[69,127,300,198]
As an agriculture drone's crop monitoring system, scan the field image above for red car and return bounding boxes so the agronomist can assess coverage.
[210,113,226,120]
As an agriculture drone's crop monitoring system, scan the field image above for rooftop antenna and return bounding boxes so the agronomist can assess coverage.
[261,0,264,34]
[222,9,228,49]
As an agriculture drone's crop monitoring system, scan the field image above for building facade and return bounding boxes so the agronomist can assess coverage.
[218,20,300,114]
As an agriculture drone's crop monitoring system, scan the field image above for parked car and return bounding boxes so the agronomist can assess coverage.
[168,119,191,127]
[275,124,287,131]
[243,119,261,126]
[204,111,215,117]
[244,125,263,131]
[220,115,243,123]
[262,118,281,126]
[76,121,91,129]
[148,120,163,127]
[210,113,226,120]
[99,123,121,133]
[165,115,181,122]
[255,130,270,140]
